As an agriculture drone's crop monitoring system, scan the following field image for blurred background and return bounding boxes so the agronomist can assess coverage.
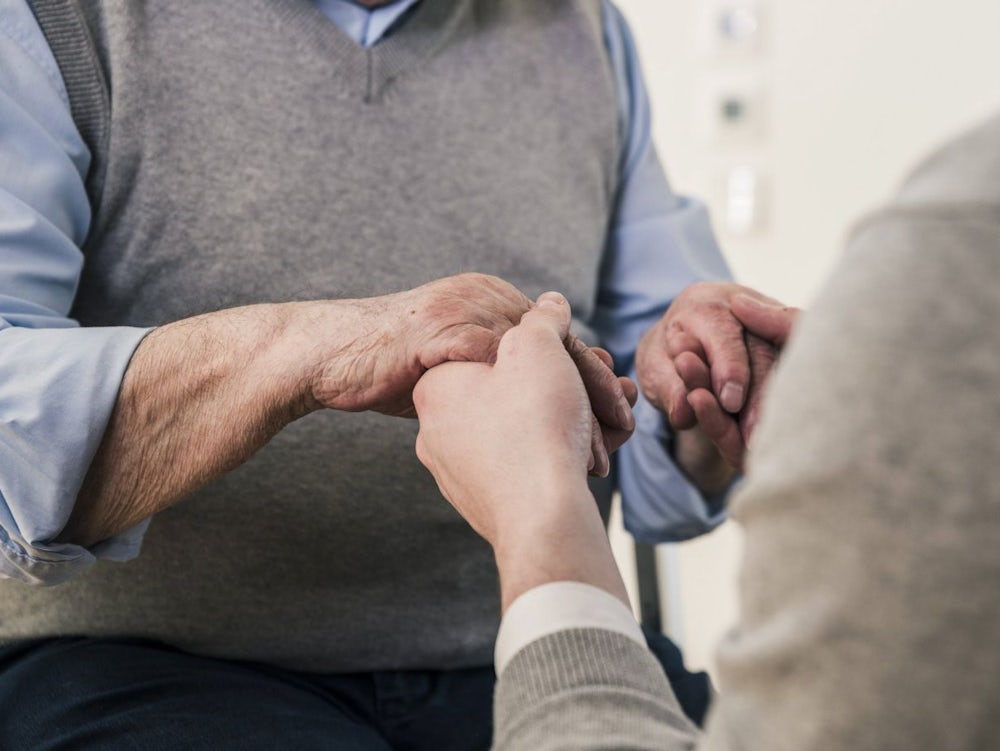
[607,0,1000,677]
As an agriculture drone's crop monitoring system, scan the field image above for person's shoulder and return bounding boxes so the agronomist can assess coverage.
[895,110,1000,210]
[842,110,1000,273]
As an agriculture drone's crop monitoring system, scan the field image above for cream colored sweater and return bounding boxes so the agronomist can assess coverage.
[494,112,1000,750]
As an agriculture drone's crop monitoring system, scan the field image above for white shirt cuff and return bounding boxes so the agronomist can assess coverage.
[495,581,646,675]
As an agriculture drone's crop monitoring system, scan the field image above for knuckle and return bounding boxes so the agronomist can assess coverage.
[414,435,433,467]
[411,380,431,410]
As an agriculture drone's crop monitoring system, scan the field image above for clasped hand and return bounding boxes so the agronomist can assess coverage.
[309,273,634,476]
[412,292,637,547]
[636,281,800,471]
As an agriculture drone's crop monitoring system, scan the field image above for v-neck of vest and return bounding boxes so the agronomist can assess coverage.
[272,0,469,102]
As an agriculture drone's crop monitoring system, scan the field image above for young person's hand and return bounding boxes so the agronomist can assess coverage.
[413,292,635,608]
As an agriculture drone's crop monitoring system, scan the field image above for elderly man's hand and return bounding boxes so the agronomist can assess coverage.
[636,282,797,474]
[307,274,634,475]
[673,331,779,470]
[308,273,532,417]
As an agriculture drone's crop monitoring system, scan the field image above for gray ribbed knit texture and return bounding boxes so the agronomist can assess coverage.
[493,113,1000,750]
[1,0,620,672]
[494,629,697,750]
[26,0,110,207]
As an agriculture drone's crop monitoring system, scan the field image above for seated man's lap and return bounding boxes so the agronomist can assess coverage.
[0,638,396,751]
[0,633,707,749]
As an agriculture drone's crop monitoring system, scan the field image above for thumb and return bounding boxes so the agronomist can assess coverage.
[732,294,800,348]
[493,291,572,364]
[521,291,573,341]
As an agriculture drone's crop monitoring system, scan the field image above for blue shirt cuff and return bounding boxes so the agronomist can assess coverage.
[618,393,730,543]
[0,517,150,586]
[0,325,152,584]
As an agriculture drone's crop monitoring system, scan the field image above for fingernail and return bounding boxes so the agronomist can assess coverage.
[536,291,567,308]
[720,382,744,413]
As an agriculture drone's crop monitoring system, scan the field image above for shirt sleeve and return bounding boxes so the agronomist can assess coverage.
[494,583,697,751]
[595,0,731,542]
[0,1,152,585]
[495,581,646,675]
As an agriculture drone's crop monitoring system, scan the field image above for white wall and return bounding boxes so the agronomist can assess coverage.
[609,0,1000,675]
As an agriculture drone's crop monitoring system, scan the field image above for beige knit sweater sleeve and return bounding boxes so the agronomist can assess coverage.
[493,113,1000,751]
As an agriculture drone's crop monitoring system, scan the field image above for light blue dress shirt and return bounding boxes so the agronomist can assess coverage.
[0,0,730,583]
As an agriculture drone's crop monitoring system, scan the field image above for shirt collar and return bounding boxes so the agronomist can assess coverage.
[312,0,423,48]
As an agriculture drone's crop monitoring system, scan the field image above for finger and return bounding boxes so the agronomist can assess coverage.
[494,292,572,365]
[682,312,750,414]
[674,350,712,393]
[687,388,746,470]
[596,377,637,457]
[620,376,638,407]
[635,339,695,428]
[665,332,720,418]
[602,427,633,457]
[656,302,747,412]
[588,412,610,478]
[591,346,614,370]
[662,371,697,430]
[506,292,624,469]
[666,330,706,360]
[731,294,801,348]
[518,291,573,342]
[738,333,778,445]
[587,347,635,441]
[567,336,633,433]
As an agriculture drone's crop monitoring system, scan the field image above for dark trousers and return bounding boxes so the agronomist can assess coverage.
[0,631,710,750]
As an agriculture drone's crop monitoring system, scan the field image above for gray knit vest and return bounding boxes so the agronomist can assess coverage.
[7,0,619,671]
